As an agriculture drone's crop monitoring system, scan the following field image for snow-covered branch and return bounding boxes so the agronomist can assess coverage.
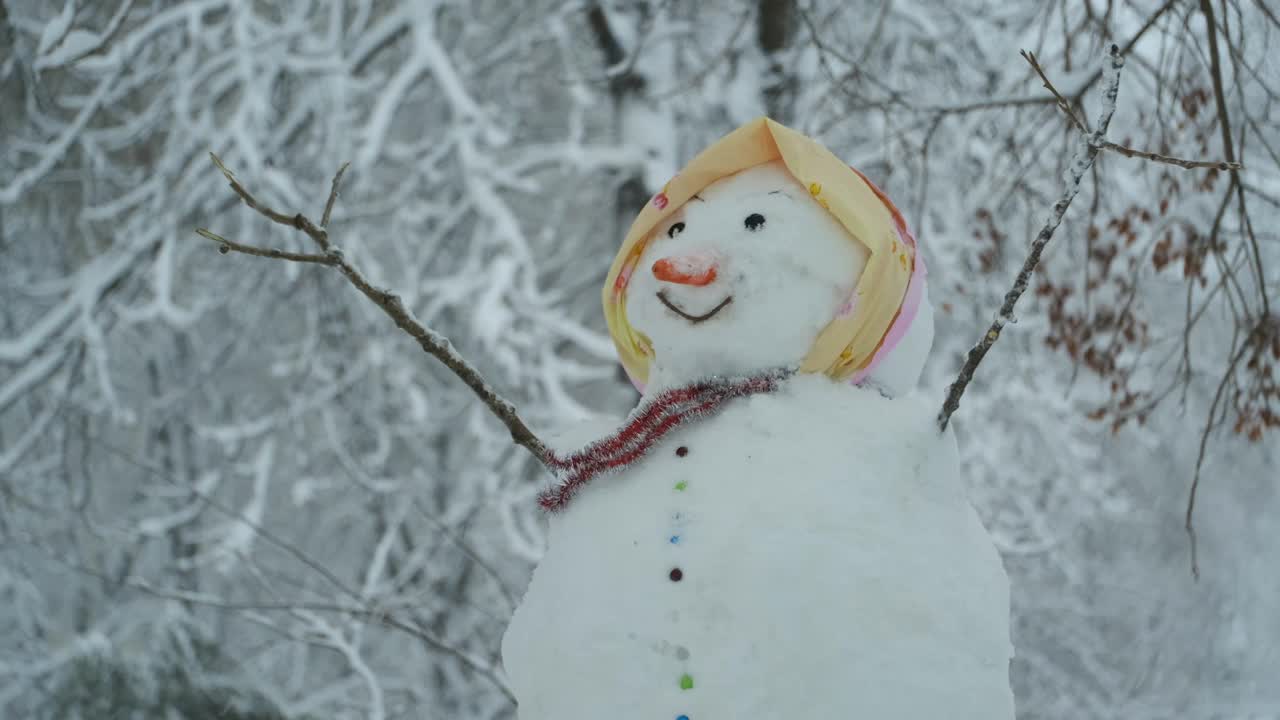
[939,45,1128,432]
[196,153,552,466]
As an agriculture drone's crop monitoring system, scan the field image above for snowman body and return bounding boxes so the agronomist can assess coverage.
[503,150,1014,718]
[502,376,1013,719]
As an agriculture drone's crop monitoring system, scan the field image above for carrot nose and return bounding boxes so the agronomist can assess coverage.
[652,255,718,286]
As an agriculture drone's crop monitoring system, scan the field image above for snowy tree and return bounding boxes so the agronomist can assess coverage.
[1,1,1276,718]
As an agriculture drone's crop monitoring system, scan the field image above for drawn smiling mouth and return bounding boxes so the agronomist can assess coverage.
[656,290,733,324]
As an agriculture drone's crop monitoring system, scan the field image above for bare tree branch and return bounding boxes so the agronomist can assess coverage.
[1199,0,1269,318]
[1023,48,1241,171]
[1186,336,1249,581]
[194,228,332,264]
[1022,49,1089,134]
[939,46,1126,432]
[196,155,551,466]
[321,161,350,228]
[1096,140,1241,170]
[208,153,314,236]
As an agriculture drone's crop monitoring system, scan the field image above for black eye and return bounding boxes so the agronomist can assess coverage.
[667,222,686,239]
[744,213,765,231]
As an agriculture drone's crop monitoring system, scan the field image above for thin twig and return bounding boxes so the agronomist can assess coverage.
[1186,336,1248,581]
[1199,0,1269,318]
[122,575,514,701]
[208,152,299,229]
[197,156,551,465]
[1181,0,1272,580]
[1022,49,1089,133]
[1098,140,1241,170]
[194,228,332,264]
[1024,49,1240,172]
[939,45,1126,433]
[322,162,350,228]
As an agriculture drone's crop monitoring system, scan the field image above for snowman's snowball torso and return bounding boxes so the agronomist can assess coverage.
[502,375,1014,720]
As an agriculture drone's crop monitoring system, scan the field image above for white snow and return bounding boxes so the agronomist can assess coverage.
[36,29,96,68]
[503,375,1014,719]
[626,161,869,392]
[34,1,76,58]
[195,440,275,574]
[864,287,935,398]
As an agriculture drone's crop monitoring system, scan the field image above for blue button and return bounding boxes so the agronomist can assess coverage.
[670,535,680,544]
[677,716,690,720]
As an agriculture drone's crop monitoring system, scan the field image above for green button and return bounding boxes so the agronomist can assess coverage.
[680,674,694,690]
[674,481,688,492]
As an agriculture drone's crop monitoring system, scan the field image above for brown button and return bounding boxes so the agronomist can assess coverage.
[669,568,684,582]
[676,446,689,457]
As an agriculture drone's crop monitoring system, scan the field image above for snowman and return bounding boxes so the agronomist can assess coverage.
[502,118,1014,719]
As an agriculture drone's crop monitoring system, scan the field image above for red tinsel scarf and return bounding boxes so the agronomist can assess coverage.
[538,369,792,511]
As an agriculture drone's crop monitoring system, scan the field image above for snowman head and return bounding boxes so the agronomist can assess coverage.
[624,160,867,388]
[604,118,931,397]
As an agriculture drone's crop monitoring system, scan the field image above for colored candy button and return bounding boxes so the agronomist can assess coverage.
[680,674,694,690]
[676,446,689,457]
[669,568,683,582]
[674,481,688,491]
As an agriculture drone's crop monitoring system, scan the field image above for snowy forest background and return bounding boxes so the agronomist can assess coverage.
[2,0,1278,718]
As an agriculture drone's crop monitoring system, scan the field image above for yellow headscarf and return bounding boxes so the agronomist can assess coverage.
[603,117,918,390]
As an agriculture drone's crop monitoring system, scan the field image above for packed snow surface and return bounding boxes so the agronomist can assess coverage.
[503,374,1014,719]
